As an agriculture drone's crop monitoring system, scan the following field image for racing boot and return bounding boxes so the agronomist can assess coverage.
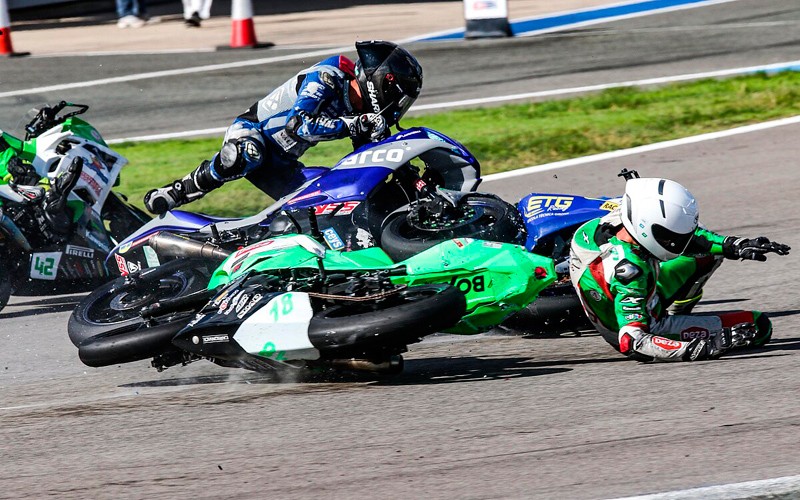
[724,311,772,348]
[43,156,83,234]
[144,160,222,215]
[683,329,732,361]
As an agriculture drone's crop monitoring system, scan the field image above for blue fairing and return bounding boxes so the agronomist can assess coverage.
[518,193,620,250]
[285,166,394,209]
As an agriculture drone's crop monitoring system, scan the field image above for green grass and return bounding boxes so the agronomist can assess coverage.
[115,71,800,217]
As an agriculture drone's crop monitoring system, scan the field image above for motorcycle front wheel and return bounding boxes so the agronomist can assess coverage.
[68,258,212,348]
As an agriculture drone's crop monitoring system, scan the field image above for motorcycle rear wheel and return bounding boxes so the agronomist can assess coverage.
[309,284,467,356]
[380,193,524,262]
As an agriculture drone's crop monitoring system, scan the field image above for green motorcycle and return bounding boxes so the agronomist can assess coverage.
[0,101,150,312]
[69,232,555,375]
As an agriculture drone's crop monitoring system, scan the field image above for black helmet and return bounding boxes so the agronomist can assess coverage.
[354,40,423,127]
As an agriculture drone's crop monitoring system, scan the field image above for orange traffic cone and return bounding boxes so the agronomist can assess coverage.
[0,0,29,57]
[223,0,272,50]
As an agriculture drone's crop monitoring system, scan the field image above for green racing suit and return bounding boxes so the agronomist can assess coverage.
[569,209,771,361]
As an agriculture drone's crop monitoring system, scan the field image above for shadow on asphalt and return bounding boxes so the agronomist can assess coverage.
[121,355,636,387]
[374,356,624,386]
[0,294,84,319]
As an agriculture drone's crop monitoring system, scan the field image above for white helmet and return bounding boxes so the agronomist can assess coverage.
[620,178,699,261]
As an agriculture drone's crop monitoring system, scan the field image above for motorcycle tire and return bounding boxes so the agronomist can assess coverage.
[78,320,188,368]
[309,284,467,355]
[0,258,12,313]
[380,193,524,262]
[502,286,591,336]
[68,258,212,348]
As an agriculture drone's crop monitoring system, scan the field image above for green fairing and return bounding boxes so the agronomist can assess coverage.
[62,118,107,146]
[209,235,556,335]
[0,131,37,178]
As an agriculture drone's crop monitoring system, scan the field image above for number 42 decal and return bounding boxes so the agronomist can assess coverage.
[30,252,62,281]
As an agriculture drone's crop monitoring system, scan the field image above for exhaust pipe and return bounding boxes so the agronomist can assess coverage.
[327,355,404,374]
[149,232,232,261]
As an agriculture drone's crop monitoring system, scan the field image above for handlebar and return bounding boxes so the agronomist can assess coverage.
[24,101,89,140]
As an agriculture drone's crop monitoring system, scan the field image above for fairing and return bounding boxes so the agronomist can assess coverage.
[518,193,621,250]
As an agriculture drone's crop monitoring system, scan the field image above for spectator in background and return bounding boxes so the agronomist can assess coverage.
[116,0,159,28]
[183,0,213,27]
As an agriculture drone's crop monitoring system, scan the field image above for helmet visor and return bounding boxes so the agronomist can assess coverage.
[652,223,694,257]
[394,94,415,119]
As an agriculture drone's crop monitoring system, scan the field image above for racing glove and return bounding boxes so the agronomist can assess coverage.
[341,113,387,142]
[7,156,41,186]
[722,236,791,261]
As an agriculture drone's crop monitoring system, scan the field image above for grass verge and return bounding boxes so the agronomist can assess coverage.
[114,71,800,217]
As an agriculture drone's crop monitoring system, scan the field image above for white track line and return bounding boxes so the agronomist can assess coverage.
[483,115,800,183]
[610,473,800,499]
[412,60,800,112]
[0,46,352,99]
[104,59,800,145]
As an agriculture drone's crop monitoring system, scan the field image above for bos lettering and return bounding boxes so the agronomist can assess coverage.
[450,275,485,293]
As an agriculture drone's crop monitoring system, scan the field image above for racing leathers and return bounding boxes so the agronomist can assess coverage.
[144,54,386,214]
[569,209,773,362]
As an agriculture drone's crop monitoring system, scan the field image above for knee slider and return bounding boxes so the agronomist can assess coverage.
[218,138,264,178]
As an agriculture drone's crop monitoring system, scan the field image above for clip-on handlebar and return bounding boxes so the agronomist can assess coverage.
[25,101,89,140]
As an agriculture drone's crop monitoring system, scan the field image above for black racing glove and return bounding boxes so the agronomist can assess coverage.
[7,156,41,186]
[723,236,791,261]
[341,113,387,142]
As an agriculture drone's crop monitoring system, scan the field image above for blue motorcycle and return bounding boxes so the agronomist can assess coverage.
[106,127,525,278]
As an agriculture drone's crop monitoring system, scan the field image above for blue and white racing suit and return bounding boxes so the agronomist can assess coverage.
[210,54,358,199]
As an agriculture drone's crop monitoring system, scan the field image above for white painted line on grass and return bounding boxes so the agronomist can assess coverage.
[107,127,226,144]
[482,115,800,183]
[412,59,800,112]
[609,473,800,499]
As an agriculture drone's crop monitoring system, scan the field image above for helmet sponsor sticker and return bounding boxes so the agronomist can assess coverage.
[366,80,381,114]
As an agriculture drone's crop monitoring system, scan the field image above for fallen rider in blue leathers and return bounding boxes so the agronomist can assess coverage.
[144,40,424,214]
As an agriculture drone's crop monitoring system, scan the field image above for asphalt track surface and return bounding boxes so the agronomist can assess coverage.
[1,1,799,498]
